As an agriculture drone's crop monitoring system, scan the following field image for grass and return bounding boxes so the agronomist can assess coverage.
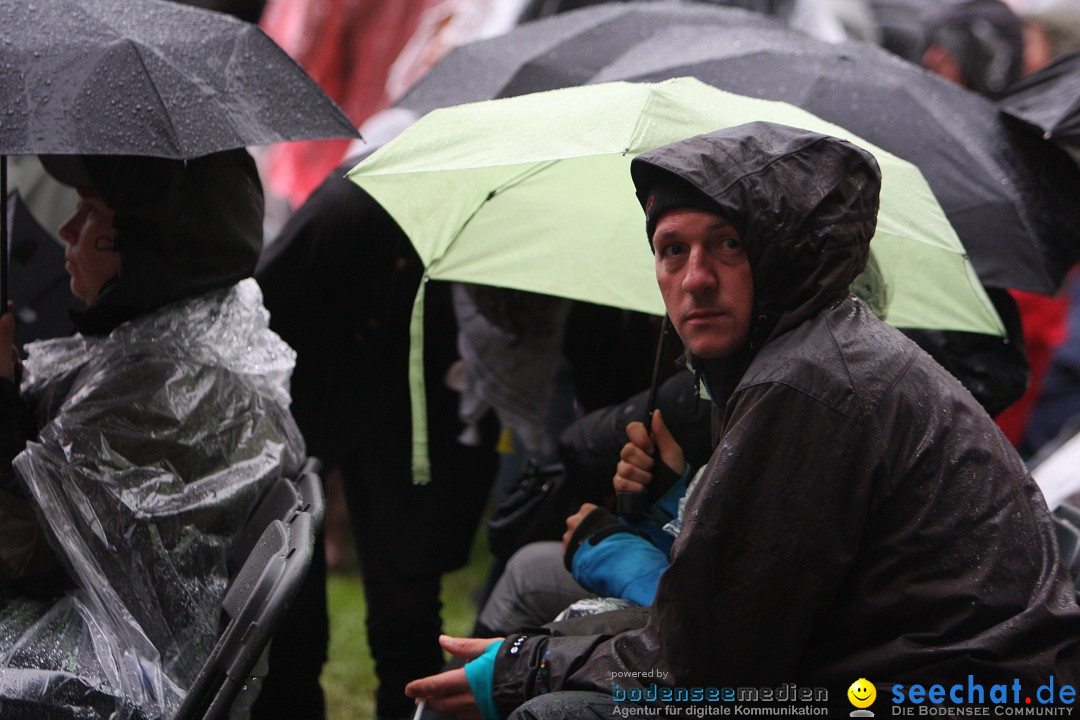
[322,526,494,720]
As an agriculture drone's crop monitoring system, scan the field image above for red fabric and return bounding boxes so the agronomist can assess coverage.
[994,288,1070,446]
[259,0,443,207]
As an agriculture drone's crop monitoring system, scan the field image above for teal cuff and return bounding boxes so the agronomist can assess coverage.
[465,639,504,720]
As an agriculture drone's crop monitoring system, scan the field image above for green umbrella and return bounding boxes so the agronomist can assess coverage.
[348,77,1003,479]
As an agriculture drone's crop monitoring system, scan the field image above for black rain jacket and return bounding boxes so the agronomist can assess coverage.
[491,123,1080,712]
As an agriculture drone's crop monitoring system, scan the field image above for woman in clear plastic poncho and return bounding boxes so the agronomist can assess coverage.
[0,150,306,719]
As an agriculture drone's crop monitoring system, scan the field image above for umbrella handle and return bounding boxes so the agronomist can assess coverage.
[615,489,651,517]
[617,315,672,519]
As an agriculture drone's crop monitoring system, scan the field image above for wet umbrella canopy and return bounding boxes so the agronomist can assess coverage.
[0,0,358,157]
[395,1,779,116]
[999,49,1080,146]
[356,78,999,335]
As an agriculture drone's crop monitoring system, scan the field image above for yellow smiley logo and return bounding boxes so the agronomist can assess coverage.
[848,678,876,708]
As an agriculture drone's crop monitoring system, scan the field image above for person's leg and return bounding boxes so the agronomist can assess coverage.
[359,557,445,720]
[343,467,445,720]
[474,541,594,637]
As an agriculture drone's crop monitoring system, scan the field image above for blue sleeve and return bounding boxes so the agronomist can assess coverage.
[570,529,670,606]
[464,639,504,720]
[650,462,691,521]
[623,462,691,554]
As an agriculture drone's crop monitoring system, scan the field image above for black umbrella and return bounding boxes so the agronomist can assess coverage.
[395,1,780,117]
[999,49,1080,146]
[866,0,936,61]
[0,0,360,309]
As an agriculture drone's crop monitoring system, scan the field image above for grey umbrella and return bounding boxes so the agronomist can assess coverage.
[395,1,780,116]
[0,0,360,309]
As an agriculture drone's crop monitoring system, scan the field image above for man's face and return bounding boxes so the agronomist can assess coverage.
[654,208,753,360]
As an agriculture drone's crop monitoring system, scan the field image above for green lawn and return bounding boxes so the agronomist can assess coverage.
[323,529,493,720]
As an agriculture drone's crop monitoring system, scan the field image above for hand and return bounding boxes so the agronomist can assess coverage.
[612,410,684,496]
[405,635,503,719]
[562,502,598,555]
[0,303,19,384]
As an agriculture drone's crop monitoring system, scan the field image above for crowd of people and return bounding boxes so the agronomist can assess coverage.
[2,0,1080,719]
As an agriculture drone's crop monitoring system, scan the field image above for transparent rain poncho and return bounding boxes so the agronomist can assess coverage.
[0,279,306,719]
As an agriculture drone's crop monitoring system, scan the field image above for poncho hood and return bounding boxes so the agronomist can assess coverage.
[631,122,881,395]
[41,149,263,335]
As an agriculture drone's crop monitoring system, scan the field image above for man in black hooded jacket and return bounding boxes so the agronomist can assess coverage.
[405,122,1080,718]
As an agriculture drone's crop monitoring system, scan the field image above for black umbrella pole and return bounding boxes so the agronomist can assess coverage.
[616,314,672,518]
[643,314,672,428]
[1,155,7,315]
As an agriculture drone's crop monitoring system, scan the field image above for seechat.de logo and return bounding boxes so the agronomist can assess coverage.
[849,678,877,717]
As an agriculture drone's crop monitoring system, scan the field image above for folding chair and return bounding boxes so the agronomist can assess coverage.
[174,470,321,720]
[227,457,325,576]
[295,464,326,527]
[227,476,302,577]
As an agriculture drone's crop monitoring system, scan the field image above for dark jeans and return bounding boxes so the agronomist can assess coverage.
[356,540,446,719]
[341,433,497,719]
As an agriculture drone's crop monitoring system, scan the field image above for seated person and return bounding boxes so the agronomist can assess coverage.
[474,366,712,637]
[476,410,698,636]
[407,122,1080,718]
[0,150,305,719]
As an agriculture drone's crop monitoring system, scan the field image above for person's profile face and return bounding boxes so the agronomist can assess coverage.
[653,208,753,360]
[58,187,121,305]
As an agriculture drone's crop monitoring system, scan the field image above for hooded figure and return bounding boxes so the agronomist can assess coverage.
[0,150,306,719]
[411,123,1080,719]
[920,0,1026,99]
[38,150,263,335]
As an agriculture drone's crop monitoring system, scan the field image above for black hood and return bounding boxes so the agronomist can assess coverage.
[923,0,1025,100]
[631,122,881,395]
[41,149,263,335]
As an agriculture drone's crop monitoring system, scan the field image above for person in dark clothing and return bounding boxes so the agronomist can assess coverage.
[0,150,306,719]
[404,122,1080,718]
[920,0,1026,99]
[255,160,500,720]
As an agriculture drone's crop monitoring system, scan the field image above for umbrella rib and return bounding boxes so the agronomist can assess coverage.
[125,40,184,157]
[626,86,662,154]
[435,159,560,271]
[493,159,560,193]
